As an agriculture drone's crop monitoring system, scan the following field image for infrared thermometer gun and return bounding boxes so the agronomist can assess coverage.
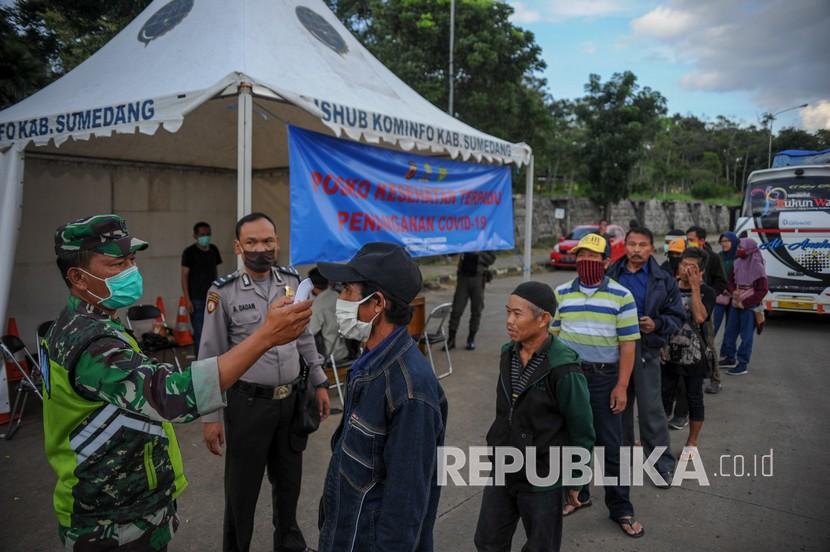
[294,278,315,302]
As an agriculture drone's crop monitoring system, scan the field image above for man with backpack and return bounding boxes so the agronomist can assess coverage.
[661,247,716,448]
[475,281,595,551]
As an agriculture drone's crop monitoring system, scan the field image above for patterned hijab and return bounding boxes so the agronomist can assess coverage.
[734,238,766,286]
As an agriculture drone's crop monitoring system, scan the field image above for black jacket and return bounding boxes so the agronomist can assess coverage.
[608,256,685,356]
[485,336,594,491]
[457,251,496,276]
[702,243,728,295]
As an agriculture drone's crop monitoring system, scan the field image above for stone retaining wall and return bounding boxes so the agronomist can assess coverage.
[514,196,736,245]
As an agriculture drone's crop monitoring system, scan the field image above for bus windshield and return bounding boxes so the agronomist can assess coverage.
[743,176,830,218]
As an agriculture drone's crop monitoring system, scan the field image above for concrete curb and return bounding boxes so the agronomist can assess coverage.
[422,262,550,290]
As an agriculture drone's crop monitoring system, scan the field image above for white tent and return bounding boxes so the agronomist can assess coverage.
[0,0,536,330]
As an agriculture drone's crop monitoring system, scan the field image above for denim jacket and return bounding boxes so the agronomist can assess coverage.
[318,326,448,552]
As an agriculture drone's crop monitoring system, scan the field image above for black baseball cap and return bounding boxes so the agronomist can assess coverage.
[317,243,423,304]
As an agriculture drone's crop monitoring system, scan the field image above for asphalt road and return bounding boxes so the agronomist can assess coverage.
[1,268,829,551]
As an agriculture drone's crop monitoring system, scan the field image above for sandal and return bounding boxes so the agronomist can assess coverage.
[615,516,644,538]
[562,499,592,517]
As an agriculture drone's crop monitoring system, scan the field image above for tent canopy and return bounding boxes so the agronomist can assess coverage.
[0,0,530,167]
[0,0,536,332]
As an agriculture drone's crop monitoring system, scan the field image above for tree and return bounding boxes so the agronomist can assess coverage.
[773,127,825,152]
[325,0,554,183]
[0,0,151,108]
[573,71,667,211]
[0,7,49,108]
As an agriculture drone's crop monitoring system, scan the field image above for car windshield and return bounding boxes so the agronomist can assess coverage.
[566,227,596,240]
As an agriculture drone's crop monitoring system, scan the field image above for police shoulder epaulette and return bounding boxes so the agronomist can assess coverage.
[212,271,240,288]
[276,265,299,278]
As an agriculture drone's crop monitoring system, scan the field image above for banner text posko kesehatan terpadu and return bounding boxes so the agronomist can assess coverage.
[288,126,514,265]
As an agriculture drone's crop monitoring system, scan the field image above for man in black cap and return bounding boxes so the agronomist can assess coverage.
[316,243,448,552]
[475,282,595,552]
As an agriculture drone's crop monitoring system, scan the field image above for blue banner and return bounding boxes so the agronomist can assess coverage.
[288,126,514,265]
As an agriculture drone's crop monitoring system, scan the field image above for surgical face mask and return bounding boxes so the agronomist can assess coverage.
[242,249,275,272]
[81,265,144,310]
[336,293,381,342]
[197,235,211,247]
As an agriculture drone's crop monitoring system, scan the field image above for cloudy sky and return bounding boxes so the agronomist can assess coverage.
[508,0,830,131]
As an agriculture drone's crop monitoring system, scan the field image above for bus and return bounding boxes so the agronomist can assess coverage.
[734,162,830,315]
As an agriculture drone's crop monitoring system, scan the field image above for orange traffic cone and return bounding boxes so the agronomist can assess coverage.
[154,296,168,334]
[4,318,25,383]
[173,297,194,346]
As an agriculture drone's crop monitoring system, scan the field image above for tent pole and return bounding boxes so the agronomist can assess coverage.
[0,147,25,332]
[523,154,534,282]
[237,83,253,270]
[448,0,455,115]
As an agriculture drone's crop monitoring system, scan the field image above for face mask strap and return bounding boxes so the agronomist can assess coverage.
[77,268,112,304]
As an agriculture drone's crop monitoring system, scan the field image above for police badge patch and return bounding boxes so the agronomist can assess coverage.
[207,291,220,314]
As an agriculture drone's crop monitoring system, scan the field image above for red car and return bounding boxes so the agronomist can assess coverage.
[549,224,626,268]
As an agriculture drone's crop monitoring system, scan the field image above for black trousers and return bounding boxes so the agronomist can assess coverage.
[662,370,705,422]
[474,485,563,552]
[449,273,485,339]
[223,386,305,552]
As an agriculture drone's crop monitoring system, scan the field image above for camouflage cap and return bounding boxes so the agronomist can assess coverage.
[54,214,149,258]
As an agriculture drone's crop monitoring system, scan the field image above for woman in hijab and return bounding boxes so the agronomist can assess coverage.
[713,232,739,334]
[719,238,768,376]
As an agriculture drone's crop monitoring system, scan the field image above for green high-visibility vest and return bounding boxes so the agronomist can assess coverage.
[43,314,187,529]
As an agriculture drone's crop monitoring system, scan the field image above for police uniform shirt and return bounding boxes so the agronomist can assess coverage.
[198,266,326,423]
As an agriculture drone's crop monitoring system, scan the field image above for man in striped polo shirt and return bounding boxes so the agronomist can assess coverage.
[552,233,644,539]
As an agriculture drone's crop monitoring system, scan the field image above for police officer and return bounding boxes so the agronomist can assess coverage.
[199,212,330,552]
[43,214,312,551]
[447,251,496,350]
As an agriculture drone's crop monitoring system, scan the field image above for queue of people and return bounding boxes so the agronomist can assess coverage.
[39,211,766,552]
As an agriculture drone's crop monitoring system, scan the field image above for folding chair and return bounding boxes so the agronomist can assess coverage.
[1,331,44,440]
[126,305,182,370]
[325,334,361,411]
[419,302,454,379]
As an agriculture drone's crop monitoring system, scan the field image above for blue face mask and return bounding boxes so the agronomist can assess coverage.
[82,266,144,310]
[197,235,211,247]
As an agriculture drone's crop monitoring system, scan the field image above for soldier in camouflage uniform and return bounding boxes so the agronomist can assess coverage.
[43,214,313,552]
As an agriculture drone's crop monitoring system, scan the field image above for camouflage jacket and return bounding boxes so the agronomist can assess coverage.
[43,295,224,538]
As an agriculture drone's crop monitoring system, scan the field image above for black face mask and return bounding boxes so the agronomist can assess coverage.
[243,250,275,272]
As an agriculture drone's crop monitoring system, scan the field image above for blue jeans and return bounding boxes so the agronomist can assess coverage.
[578,364,634,520]
[720,307,755,369]
[712,303,730,337]
[191,299,205,357]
